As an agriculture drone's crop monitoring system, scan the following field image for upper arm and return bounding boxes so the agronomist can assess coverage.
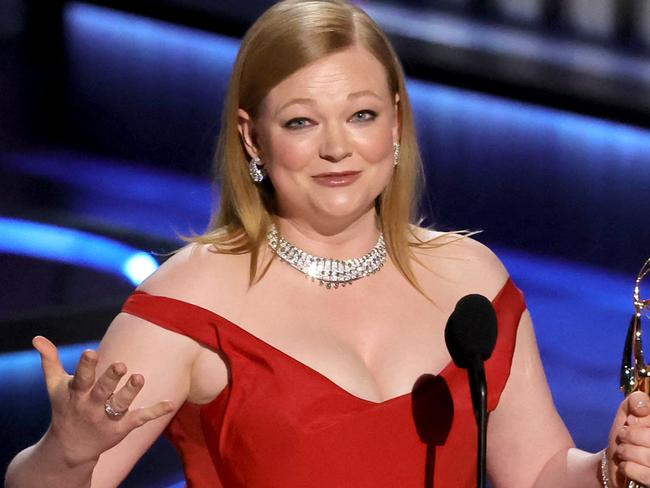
[88,311,200,487]
[89,243,237,486]
[422,233,575,486]
[415,231,573,486]
[487,310,575,487]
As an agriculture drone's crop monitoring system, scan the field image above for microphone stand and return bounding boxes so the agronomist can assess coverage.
[470,355,488,488]
[444,293,497,488]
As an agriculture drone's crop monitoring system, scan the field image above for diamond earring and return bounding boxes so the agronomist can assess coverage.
[249,157,264,183]
[393,142,401,167]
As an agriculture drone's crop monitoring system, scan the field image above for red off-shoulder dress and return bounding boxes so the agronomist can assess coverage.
[122,278,525,487]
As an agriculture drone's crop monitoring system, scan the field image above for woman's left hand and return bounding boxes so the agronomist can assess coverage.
[609,390,650,487]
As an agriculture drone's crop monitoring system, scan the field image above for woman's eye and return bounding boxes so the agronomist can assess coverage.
[351,110,377,122]
[284,118,312,129]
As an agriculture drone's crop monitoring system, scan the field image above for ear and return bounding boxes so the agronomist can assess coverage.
[237,108,261,161]
[392,93,401,144]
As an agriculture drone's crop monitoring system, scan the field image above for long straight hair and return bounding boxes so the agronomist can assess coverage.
[193,0,445,294]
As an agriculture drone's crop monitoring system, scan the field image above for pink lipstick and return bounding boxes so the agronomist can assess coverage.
[312,171,361,187]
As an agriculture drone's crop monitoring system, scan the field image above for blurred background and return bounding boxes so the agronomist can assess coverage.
[1,0,649,486]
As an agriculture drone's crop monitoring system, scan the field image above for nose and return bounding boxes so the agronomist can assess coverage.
[319,124,352,163]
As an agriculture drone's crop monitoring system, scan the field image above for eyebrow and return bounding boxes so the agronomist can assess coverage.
[347,90,381,100]
[275,90,382,116]
[276,98,316,115]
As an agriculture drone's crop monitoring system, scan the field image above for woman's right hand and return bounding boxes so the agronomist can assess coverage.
[33,335,175,466]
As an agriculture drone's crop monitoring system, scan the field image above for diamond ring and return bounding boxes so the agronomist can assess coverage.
[104,393,127,419]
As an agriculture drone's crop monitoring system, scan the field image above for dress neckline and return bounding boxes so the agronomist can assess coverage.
[131,278,513,406]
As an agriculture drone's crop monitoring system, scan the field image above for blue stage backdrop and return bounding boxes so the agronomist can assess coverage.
[1,3,649,486]
[63,2,650,273]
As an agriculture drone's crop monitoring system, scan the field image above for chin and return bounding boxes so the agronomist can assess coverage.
[312,196,375,221]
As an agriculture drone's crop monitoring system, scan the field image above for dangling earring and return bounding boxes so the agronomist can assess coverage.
[249,157,264,183]
[393,142,401,167]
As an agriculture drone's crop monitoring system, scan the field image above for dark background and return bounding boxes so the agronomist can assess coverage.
[1,1,650,486]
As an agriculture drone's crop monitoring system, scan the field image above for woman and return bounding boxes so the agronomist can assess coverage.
[5,1,650,486]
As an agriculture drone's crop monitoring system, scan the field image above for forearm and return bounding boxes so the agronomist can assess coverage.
[5,429,97,488]
[533,448,603,488]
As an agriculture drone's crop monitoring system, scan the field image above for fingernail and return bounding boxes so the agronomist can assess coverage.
[111,363,125,376]
[627,415,639,425]
[637,399,648,409]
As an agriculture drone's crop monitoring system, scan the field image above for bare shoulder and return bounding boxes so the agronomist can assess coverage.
[101,243,229,369]
[101,241,239,410]
[137,242,251,311]
[409,227,510,301]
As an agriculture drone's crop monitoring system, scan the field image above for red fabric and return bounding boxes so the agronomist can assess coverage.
[122,278,525,487]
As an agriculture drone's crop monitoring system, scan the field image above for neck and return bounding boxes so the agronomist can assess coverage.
[273,210,381,260]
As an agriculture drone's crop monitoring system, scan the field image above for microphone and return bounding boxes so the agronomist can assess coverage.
[444,294,498,488]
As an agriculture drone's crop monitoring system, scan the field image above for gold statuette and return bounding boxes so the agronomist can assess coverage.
[620,257,650,488]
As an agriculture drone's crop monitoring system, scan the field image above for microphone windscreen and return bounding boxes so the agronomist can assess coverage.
[444,294,498,369]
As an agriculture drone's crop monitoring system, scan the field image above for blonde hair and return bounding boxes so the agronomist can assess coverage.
[193,0,448,294]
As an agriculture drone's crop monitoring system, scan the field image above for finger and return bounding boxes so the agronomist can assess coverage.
[617,460,650,486]
[69,349,98,393]
[33,336,67,388]
[109,374,145,413]
[628,392,650,418]
[89,362,127,404]
[618,425,650,448]
[623,414,650,430]
[125,401,176,430]
[616,442,650,469]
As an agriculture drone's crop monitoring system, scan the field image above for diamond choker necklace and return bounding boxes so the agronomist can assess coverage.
[267,224,387,289]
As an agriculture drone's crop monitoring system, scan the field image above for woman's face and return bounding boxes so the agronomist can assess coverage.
[239,46,400,229]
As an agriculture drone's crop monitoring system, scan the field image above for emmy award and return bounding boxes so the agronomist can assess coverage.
[620,258,650,488]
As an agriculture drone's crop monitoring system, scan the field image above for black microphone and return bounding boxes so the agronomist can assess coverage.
[444,294,498,488]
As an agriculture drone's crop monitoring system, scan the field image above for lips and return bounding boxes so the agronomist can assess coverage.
[311,171,361,187]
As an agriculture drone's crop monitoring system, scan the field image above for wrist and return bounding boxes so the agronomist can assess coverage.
[43,426,100,469]
[5,429,98,488]
[599,449,610,488]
